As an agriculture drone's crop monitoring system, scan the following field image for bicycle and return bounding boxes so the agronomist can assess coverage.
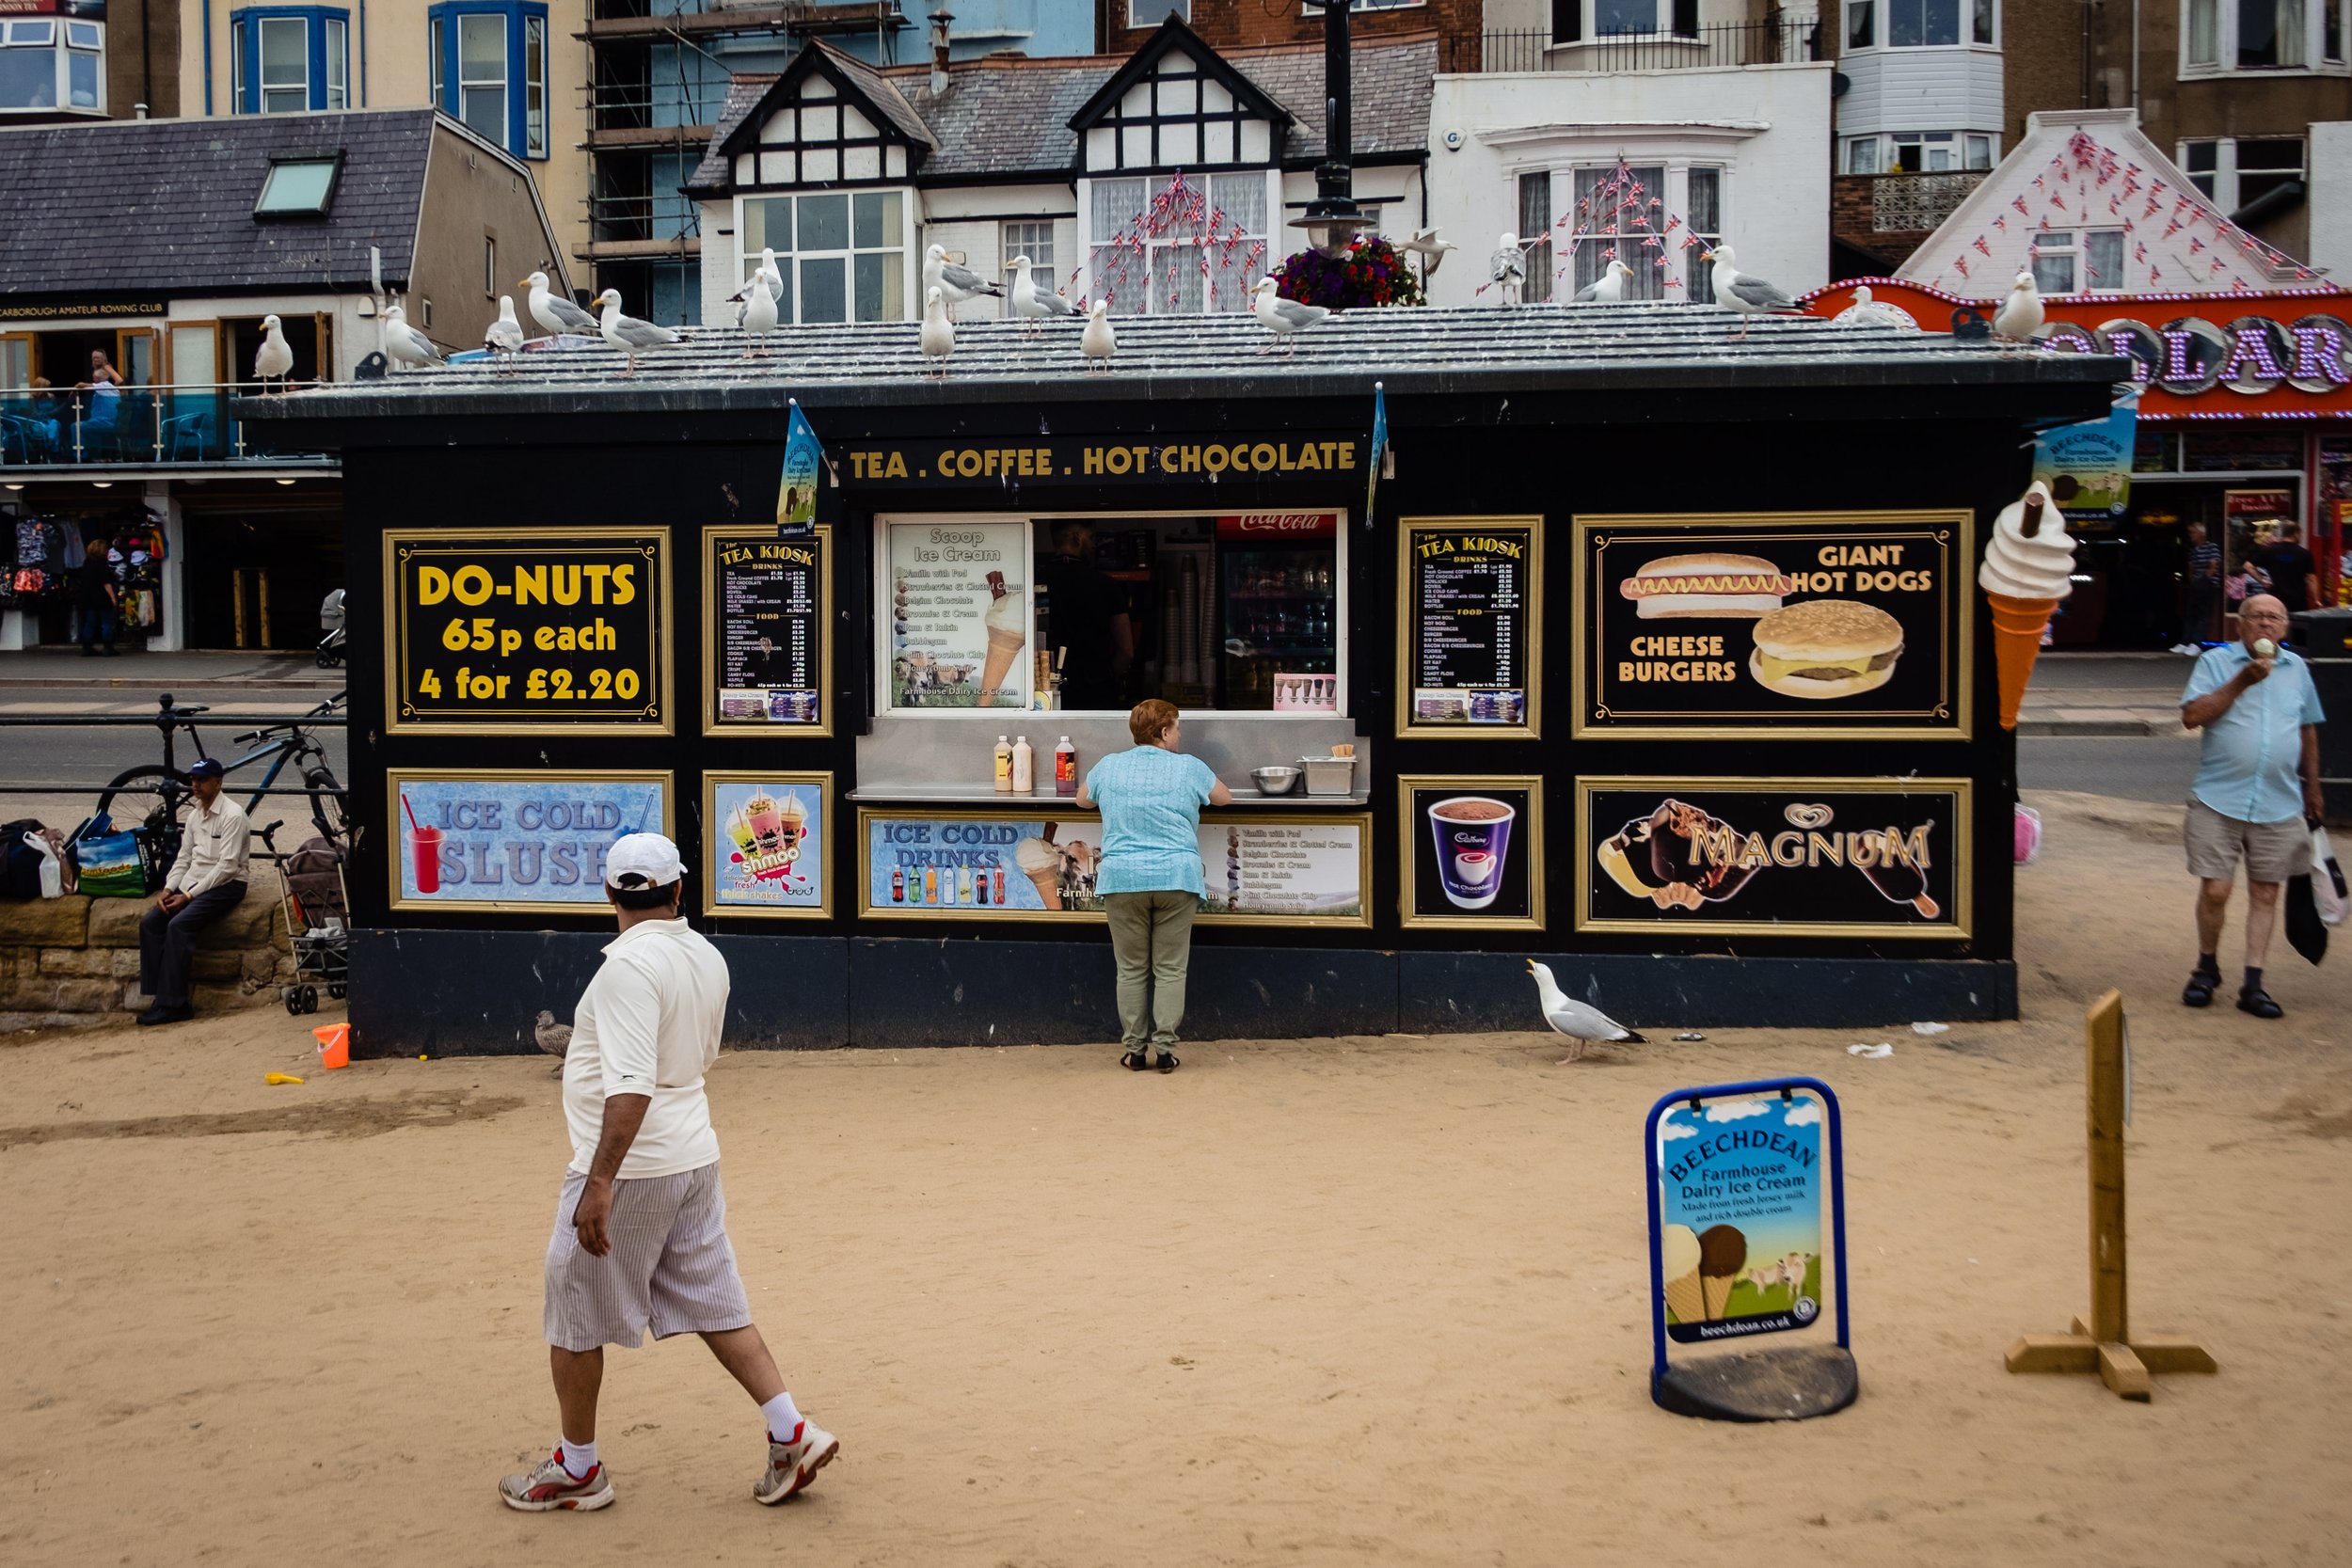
[92,690,353,867]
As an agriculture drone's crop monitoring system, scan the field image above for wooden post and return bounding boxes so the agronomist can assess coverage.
[2005,990,2215,1399]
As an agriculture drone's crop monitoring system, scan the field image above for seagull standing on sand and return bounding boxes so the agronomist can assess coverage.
[1572,259,1636,304]
[920,285,956,376]
[1009,255,1081,329]
[484,295,526,363]
[1250,277,1329,356]
[533,1008,571,1077]
[521,270,598,337]
[1699,245,1805,339]
[1489,231,1530,306]
[381,305,443,371]
[1528,960,1646,1063]
[254,313,294,390]
[594,288,681,374]
[731,249,783,356]
[1994,269,2044,345]
[923,244,1003,313]
[1081,300,1117,372]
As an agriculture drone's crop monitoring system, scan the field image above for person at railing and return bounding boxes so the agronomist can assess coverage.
[13,376,65,460]
[74,531,120,657]
[75,350,126,455]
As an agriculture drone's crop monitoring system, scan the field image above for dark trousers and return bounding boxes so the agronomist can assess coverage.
[78,600,117,651]
[138,882,247,1006]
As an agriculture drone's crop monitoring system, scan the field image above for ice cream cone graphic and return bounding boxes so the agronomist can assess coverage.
[1696,1224,1747,1321]
[1980,482,2077,730]
[1661,1224,1704,1324]
[979,571,1025,703]
[1016,825,1063,910]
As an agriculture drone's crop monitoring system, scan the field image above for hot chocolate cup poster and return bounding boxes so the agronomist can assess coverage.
[1399,778,1544,929]
[707,775,827,916]
[1578,778,1971,939]
[1573,513,1972,739]
[1657,1093,1825,1344]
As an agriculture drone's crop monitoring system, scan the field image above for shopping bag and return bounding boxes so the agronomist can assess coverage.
[2013,805,2042,865]
[69,816,160,899]
[2312,823,2347,928]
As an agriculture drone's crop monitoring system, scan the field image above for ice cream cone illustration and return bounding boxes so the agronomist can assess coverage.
[1016,824,1063,910]
[1980,482,2077,730]
[1661,1223,1705,1324]
[979,571,1025,702]
[1697,1224,1747,1320]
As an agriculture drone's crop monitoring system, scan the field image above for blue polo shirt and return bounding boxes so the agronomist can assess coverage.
[1086,745,1216,897]
[2183,642,2325,824]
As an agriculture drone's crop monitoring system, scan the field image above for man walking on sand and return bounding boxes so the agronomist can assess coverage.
[501,832,838,1513]
[2178,594,2326,1020]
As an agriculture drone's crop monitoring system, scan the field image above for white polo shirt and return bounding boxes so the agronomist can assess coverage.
[562,916,732,1180]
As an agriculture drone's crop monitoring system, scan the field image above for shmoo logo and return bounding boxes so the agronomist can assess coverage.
[1597,800,1940,917]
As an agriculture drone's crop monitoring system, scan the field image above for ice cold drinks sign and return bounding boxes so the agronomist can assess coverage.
[1656,1093,1826,1344]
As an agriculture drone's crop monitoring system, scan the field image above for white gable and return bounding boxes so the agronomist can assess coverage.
[1079,49,1282,176]
[1898,109,2313,296]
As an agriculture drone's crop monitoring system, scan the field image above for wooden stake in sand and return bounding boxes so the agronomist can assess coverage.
[2004,989,2217,1401]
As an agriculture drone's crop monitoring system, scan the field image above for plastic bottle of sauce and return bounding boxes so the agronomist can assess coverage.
[1055,736,1077,798]
[1011,736,1035,793]
[993,735,1013,793]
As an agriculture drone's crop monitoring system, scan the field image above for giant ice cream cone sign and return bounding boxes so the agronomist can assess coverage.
[1981,481,2077,730]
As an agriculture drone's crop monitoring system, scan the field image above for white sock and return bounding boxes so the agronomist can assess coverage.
[559,1437,597,1479]
[760,1391,803,1444]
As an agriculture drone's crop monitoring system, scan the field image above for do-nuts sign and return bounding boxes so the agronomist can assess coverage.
[1216,512,1341,540]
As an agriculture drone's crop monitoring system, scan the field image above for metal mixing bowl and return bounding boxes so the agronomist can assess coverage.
[1250,765,1303,796]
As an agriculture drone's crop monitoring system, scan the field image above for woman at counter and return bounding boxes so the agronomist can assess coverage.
[1076,699,1233,1072]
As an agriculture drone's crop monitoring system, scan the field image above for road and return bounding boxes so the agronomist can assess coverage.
[2017,732,2199,804]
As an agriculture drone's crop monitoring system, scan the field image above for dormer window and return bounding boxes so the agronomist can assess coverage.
[255,154,342,216]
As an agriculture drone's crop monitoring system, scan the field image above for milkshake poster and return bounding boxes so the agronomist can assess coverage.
[705,773,828,918]
[1398,777,1543,929]
[1577,778,1971,939]
[861,813,1105,917]
[1656,1092,1825,1344]
[885,520,1030,708]
[389,770,671,912]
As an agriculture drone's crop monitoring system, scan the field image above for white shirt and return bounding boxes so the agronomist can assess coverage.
[166,793,251,896]
[562,917,731,1180]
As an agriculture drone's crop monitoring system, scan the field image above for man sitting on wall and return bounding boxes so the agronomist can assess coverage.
[136,759,251,1025]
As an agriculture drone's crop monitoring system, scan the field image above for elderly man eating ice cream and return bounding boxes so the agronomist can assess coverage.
[2178,594,2326,1019]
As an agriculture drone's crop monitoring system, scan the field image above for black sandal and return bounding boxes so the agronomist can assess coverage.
[1154,1049,1180,1073]
[2182,971,2218,1007]
[2235,987,2283,1020]
[1120,1049,1151,1071]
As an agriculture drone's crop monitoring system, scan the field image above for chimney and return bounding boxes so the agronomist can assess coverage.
[134,103,149,119]
[930,6,953,96]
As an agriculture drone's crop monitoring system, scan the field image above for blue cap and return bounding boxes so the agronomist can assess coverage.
[188,757,226,780]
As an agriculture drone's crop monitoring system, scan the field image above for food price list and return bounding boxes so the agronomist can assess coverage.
[1399,519,1538,734]
[710,530,824,727]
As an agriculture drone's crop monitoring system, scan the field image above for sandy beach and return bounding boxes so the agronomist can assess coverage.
[3,786,2348,1566]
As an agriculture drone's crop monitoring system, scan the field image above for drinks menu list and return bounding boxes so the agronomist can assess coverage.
[1403,520,1536,733]
[712,531,824,726]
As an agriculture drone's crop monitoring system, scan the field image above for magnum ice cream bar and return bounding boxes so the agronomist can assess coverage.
[1597,800,1762,912]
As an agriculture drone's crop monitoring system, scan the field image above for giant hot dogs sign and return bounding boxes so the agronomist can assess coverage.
[1574,512,1972,739]
[386,528,669,733]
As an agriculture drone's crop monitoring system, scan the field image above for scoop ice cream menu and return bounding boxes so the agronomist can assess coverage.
[1197,821,1366,920]
[887,521,1029,708]
[1574,513,1969,738]
[1401,520,1535,732]
[1656,1092,1825,1344]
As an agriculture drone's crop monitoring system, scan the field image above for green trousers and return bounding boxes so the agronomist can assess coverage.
[1103,889,1198,1049]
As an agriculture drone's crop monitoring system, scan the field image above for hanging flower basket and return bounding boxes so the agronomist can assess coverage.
[1273,235,1425,311]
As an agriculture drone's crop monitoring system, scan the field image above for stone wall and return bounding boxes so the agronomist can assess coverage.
[0,874,294,1031]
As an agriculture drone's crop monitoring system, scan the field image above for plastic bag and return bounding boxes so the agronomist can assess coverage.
[2013,804,2043,865]
[22,832,63,898]
[2315,823,2347,928]
[69,816,161,899]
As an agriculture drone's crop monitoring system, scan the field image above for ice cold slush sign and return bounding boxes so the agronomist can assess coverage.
[1656,1092,1826,1344]
[389,772,669,911]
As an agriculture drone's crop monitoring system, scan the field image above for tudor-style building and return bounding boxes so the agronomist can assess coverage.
[683,17,1434,326]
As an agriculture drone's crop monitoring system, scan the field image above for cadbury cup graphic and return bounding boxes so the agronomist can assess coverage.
[1428,796,1515,911]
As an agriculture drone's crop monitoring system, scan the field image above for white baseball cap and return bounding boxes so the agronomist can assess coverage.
[607,832,686,889]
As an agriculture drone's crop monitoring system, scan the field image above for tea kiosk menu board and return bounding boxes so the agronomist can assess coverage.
[705,526,831,734]
[1397,516,1540,738]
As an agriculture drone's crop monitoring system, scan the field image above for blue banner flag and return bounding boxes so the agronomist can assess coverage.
[779,402,822,539]
[1365,382,1388,525]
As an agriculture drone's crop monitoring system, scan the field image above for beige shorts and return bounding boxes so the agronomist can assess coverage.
[542,1162,751,1352]
[2184,798,2309,883]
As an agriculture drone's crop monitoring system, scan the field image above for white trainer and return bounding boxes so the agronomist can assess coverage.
[753,1418,839,1505]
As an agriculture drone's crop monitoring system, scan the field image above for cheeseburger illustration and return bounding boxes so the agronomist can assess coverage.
[1747,599,1904,699]
[1618,553,1791,619]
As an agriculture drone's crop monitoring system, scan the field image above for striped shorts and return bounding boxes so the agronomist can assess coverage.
[543,1161,753,1352]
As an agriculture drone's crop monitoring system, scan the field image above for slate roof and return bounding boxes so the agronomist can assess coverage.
[0,109,442,300]
[241,300,2119,426]
[687,33,1437,194]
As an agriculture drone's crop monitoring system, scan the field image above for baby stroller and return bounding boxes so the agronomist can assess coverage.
[277,834,350,1014]
[317,588,346,668]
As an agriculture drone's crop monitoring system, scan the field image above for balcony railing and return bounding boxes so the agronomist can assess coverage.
[1446,15,1823,73]
[1847,170,1988,233]
[0,384,332,471]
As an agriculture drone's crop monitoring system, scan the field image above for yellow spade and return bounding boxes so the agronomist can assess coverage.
[264,1071,306,1085]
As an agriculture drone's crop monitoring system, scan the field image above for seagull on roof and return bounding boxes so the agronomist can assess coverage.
[924,244,1003,313]
[521,270,597,337]
[921,285,956,377]
[1081,300,1116,372]
[1489,231,1530,307]
[1528,961,1647,1064]
[1009,255,1081,330]
[381,305,443,371]
[1572,259,1636,304]
[1699,245,1806,339]
[731,249,783,357]
[1399,226,1458,278]
[1838,284,1910,330]
[1250,277,1329,356]
[483,296,525,365]
[254,313,294,391]
[594,288,681,374]
[1994,269,2044,346]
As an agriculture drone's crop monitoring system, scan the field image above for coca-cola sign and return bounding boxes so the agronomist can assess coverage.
[2041,313,2352,397]
[1216,512,1340,539]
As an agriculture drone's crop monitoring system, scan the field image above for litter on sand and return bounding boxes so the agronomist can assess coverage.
[1673,1032,1706,1042]
[1911,1022,1951,1036]
[1847,1043,1895,1059]
[263,1072,307,1085]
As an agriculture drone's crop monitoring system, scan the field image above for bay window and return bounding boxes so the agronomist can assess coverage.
[1518,171,1552,304]
[1842,131,1994,172]
[1568,164,1665,301]
[1,18,110,115]
[1844,0,1995,45]
[2185,0,2350,70]
[427,2,552,160]
[226,9,348,115]
[739,190,911,324]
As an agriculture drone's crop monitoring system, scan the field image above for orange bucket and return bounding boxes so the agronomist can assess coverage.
[312,1022,351,1069]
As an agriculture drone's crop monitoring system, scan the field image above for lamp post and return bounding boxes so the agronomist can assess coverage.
[1288,0,1367,258]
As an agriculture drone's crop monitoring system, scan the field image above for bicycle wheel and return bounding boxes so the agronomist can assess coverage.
[303,766,355,843]
[96,764,187,837]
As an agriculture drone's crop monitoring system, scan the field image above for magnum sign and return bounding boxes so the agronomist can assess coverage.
[1577,778,1972,939]
[1574,512,1971,739]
